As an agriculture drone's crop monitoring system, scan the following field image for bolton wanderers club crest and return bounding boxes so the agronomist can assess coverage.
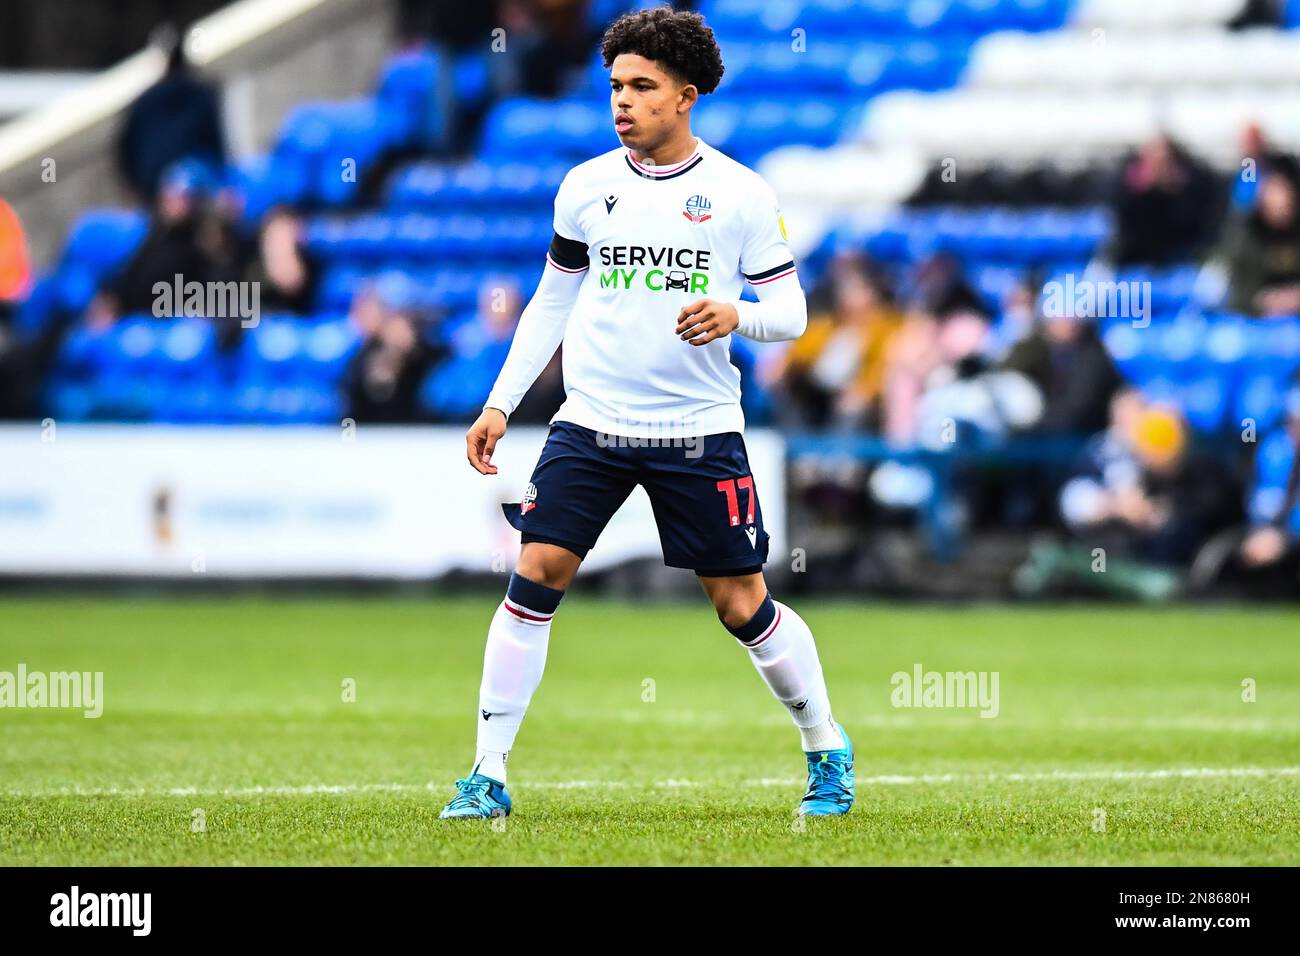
[682,194,712,223]
[520,482,538,515]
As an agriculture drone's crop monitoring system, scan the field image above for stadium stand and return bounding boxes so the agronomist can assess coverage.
[5,0,1300,588]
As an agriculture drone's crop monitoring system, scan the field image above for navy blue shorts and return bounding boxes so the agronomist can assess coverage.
[502,421,770,576]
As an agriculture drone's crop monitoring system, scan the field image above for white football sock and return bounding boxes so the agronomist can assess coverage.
[473,596,553,783]
[740,601,844,752]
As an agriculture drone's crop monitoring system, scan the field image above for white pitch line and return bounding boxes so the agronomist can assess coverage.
[3,766,1298,799]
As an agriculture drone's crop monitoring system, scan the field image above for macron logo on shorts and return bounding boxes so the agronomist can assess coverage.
[520,483,538,515]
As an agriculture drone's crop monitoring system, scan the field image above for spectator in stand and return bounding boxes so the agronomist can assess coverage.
[767,252,904,430]
[1231,122,1278,211]
[504,0,596,98]
[0,198,30,306]
[1054,387,1149,525]
[1084,407,1239,565]
[1016,405,1241,599]
[1104,134,1223,267]
[394,1,590,155]
[881,252,991,444]
[0,198,35,418]
[343,277,441,424]
[1210,153,1300,317]
[1198,388,1300,594]
[86,160,237,329]
[1001,301,1121,436]
[116,24,227,203]
[242,207,318,316]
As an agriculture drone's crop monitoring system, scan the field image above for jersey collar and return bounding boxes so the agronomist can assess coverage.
[624,138,704,181]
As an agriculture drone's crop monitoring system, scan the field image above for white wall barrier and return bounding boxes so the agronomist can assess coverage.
[0,425,786,578]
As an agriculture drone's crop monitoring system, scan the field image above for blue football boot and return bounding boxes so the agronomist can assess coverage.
[797,722,854,816]
[439,772,512,819]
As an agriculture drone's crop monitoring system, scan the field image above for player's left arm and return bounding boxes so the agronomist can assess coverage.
[676,179,807,346]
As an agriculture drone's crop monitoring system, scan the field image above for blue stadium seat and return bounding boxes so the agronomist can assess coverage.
[14,276,61,338]
[1246,316,1300,373]
[61,210,148,281]
[481,99,610,160]
[1249,429,1300,531]
[1102,321,1155,378]
[54,324,113,381]
[1154,316,1204,367]
[307,213,551,263]
[241,318,306,382]
[263,384,342,424]
[276,99,405,206]
[232,153,311,225]
[1201,314,1250,365]
[52,266,102,315]
[377,42,441,148]
[386,160,568,210]
[107,316,166,377]
[300,318,362,380]
[1178,373,1231,432]
[156,318,218,379]
[45,379,98,422]
[419,338,512,420]
[1237,370,1291,434]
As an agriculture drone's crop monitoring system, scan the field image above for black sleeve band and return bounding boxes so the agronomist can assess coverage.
[548,233,589,270]
[743,260,796,282]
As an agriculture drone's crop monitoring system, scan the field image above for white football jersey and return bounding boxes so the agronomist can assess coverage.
[545,138,797,440]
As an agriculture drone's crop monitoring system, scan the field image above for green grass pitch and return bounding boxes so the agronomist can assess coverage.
[1,596,1297,865]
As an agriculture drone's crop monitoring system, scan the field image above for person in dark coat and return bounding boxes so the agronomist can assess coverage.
[116,26,227,203]
[1002,312,1121,436]
[87,161,234,326]
[1212,154,1300,317]
[1105,134,1223,267]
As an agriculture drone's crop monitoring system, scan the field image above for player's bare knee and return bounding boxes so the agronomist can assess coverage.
[515,543,580,591]
[706,579,767,628]
[513,559,568,591]
[715,601,752,629]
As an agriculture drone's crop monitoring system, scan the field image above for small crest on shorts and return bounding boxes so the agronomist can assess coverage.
[520,482,538,515]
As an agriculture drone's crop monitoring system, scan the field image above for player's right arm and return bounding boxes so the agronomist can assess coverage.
[468,174,589,475]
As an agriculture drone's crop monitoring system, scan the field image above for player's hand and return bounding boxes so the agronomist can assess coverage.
[675,299,739,346]
[466,407,507,475]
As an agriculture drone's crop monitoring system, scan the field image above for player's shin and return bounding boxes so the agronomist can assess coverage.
[473,571,565,783]
[726,595,844,752]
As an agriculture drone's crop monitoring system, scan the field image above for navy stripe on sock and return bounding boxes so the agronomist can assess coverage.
[724,593,776,644]
[506,571,565,616]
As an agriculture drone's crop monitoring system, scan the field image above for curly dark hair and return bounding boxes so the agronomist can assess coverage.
[600,7,725,96]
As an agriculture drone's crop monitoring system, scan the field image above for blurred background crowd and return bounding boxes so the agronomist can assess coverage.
[1,0,1299,598]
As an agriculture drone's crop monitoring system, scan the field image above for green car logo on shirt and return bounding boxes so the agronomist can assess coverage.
[599,267,709,294]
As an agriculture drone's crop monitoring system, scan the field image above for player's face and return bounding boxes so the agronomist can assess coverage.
[609,54,695,153]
